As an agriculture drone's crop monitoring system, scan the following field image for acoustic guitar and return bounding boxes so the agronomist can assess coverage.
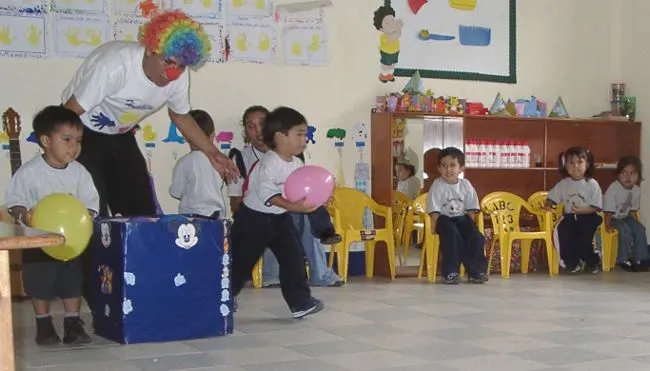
[2,108,27,299]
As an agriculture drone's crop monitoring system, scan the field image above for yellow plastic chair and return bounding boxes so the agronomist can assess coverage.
[526,191,563,274]
[328,187,396,281]
[392,191,412,266]
[480,192,557,278]
[252,259,263,288]
[600,212,641,271]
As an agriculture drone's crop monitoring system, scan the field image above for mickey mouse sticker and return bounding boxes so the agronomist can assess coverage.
[175,223,199,250]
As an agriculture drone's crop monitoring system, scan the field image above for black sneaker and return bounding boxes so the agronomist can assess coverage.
[585,263,602,274]
[327,280,345,287]
[291,297,324,319]
[443,273,461,285]
[263,282,281,288]
[636,261,650,272]
[62,316,91,345]
[566,265,582,274]
[35,316,60,346]
[618,261,637,272]
[468,273,488,284]
[320,234,342,245]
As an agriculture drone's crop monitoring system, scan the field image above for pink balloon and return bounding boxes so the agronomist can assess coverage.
[284,165,335,207]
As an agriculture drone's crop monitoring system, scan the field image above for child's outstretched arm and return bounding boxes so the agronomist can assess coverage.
[269,196,318,214]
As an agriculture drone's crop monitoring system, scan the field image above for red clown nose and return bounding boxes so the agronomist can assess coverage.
[165,66,182,81]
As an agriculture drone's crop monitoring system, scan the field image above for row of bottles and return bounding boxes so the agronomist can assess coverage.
[465,139,531,168]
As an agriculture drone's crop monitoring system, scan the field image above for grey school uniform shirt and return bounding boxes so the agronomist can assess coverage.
[603,181,640,219]
[427,177,480,217]
[548,178,602,214]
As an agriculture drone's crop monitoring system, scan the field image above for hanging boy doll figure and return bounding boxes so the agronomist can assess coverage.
[373,0,404,83]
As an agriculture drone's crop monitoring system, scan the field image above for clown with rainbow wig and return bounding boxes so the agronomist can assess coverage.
[60,8,238,313]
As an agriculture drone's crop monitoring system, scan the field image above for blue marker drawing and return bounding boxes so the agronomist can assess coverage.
[458,25,491,46]
[162,121,185,144]
[417,30,455,41]
[26,131,37,143]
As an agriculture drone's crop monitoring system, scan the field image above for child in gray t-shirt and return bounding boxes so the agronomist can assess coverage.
[603,155,647,272]
[546,146,602,274]
[426,147,487,284]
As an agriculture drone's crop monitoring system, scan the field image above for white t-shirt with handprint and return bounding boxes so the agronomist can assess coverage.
[61,41,191,135]
[426,177,480,218]
[548,177,602,214]
[603,181,640,219]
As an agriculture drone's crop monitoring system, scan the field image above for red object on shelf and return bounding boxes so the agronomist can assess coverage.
[408,0,427,14]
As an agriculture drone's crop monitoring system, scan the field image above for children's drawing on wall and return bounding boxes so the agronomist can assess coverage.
[326,128,346,186]
[162,121,185,144]
[216,131,234,154]
[373,0,403,83]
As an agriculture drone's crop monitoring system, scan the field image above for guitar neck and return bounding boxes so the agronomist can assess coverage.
[8,139,22,175]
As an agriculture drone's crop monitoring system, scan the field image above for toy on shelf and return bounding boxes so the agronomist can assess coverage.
[549,97,569,118]
[514,96,547,117]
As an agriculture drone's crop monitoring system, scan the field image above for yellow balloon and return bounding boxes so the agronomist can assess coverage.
[31,193,93,262]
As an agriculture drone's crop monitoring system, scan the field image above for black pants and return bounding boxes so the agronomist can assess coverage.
[307,206,335,239]
[436,214,487,277]
[557,213,602,269]
[231,205,311,309]
[76,127,156,311]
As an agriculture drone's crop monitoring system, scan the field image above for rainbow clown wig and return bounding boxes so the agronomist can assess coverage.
[138,9,211,68]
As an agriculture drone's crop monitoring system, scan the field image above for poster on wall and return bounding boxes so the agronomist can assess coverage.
[229,18,277,64]
[373,0,516,83]
[281,23,327,66]
[0,11,47,58]
[53,14,111,58]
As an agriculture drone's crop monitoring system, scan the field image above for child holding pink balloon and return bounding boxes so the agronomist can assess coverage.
[5,105,100,346]
[230,106,324,318]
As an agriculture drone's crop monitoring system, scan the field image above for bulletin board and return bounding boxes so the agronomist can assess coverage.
[391,0,516,83]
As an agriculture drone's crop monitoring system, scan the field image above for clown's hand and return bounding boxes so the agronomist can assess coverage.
[208,151,240,183]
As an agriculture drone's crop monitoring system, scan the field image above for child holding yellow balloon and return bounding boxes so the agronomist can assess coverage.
[4,105,99,346]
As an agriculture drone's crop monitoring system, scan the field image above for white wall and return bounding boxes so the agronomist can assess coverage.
[0,0,624,214]
[621,0,650,228]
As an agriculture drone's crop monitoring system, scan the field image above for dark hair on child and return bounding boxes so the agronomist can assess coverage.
[397,162,415,177]
[189,109,215,137]
[296,152,305,163]
[242,105,269,124]
[617,155,643,181]
[34,105,83,149]
[558,146,595,178]
[262,106,307,149]
[373,1,395,30]
[438,147,465,167]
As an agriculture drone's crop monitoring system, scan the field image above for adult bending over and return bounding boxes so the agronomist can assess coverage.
[60,10,237,310]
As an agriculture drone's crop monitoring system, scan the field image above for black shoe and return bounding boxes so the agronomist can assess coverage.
[327,280,345,287]
[636,261,650,272]
[320,234,342,245]
[62,316,91,345]
[291,297,324,319]
[585,263,602,274]
[443,273,461,285]
[35,316,60,346]
[566,265,582,274]
[468,273,488,284]
[618,261,637,272]
[263,282,281,288]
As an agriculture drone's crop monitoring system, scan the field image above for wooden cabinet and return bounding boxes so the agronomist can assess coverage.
[369,111,641,278]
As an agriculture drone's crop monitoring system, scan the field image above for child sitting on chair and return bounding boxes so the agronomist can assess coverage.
[426,147,487,284]
[5,105,99,346]
[546,146,602,274]
[603,155,647,272]
[169,109,225,219]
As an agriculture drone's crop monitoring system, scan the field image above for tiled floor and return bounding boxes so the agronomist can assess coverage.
[14,272,650,371]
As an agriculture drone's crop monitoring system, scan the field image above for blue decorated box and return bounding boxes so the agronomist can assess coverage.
[91,215,233,344]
